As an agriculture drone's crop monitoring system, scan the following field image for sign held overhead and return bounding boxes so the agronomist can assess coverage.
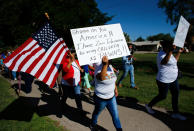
[70,24,130,66]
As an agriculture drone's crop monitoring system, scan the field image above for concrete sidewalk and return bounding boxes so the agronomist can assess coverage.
[10,79,193,131]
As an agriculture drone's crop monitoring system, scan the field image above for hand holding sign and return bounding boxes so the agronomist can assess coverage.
[102,56,109,65]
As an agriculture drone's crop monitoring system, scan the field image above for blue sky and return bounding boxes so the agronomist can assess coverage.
[95,0,176,41]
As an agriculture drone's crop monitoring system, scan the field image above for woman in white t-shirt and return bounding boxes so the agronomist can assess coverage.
[145,40,186,120]
[90,56,122,131]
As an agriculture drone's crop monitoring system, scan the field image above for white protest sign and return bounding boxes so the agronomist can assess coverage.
[70,24,130,66]
[173,16,190,48]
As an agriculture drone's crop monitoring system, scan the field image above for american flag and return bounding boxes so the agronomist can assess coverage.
[4,22,69,88]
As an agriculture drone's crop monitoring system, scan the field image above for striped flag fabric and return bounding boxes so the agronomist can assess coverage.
[4,22,69,88]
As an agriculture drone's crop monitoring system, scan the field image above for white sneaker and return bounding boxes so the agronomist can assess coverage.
[171,113,186,120]
[145,104,155,114]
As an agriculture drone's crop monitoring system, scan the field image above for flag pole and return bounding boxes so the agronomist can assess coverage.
[44,12,82,72]
[45,12,50,20]
[16,12,50,95]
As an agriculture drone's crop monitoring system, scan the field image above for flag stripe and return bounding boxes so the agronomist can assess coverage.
[4,37,34,64]
[48,47,69,87]
[11,42,38,71]
[43,45,65,83]
[5,38,36,68]
[25,50,45,74]
[30,39,60,76]
[34,39,62,79]
[17,45,41,72]
[9,40,37,71]
[38,42,63,81]
[21,48,45,72]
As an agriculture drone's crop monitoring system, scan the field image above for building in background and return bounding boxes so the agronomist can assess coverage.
[128,41,161,52]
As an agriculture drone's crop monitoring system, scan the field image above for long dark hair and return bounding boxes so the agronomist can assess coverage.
[160,40,173,51]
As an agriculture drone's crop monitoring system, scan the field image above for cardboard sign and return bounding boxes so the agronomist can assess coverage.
[173,16,190,48]
[70,24,130,66]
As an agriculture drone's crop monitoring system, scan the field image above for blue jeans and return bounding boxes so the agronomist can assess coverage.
[74,85,81,95]
[91,95,122,130]
[118,64,135,88]
[12,71,17,80]
[148,79,179,113]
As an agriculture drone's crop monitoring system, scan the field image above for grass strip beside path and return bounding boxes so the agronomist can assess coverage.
[112,52,194,115]
[0,76,65,131]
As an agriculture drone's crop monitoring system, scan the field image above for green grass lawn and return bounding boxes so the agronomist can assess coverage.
[112,52,194,115]
[0,76,65,131]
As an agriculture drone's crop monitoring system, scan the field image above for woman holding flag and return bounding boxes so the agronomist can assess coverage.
[60,50,84,111]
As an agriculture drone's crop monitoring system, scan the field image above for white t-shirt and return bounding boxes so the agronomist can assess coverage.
[156,51,178,83]
[94,64,117,99]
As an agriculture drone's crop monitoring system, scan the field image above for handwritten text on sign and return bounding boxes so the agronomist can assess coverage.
[173,16,190,48]
[70,24,130,66]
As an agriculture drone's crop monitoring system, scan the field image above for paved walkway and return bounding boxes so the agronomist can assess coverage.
[8,79,193,131]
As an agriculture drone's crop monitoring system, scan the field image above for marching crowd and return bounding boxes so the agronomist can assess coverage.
[0,50,17,80]
[0,40,187,131]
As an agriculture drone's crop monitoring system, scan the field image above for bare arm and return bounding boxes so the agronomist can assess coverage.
[161,45,175,65]
[65,52,83,73]
[174,48,183,61]
[96,56,109,81]
[161,51,173,65]
[88,65,95,71]
[112,66,118,72]
[66,53,74,70]
[132,56,136,61]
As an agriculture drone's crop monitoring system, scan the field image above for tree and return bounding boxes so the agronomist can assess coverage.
[124,32,131,42]
[0,0,113,48]
[158,0,194,50]
[135,37,145,42]
[146,33,173,42]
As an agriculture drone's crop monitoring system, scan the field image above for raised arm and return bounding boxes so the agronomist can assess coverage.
[161,51,173,65]
[174,48,183,61]
[88,65,95,71]
[96,56,109,81]
[161,45,175,65]
[66,52,74,70]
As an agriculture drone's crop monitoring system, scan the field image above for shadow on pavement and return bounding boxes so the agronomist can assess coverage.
[116,96,194,131]
[36,93,62,118]
[36,81,108,130]
[11,83,26,94]
[60,104,107,131]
